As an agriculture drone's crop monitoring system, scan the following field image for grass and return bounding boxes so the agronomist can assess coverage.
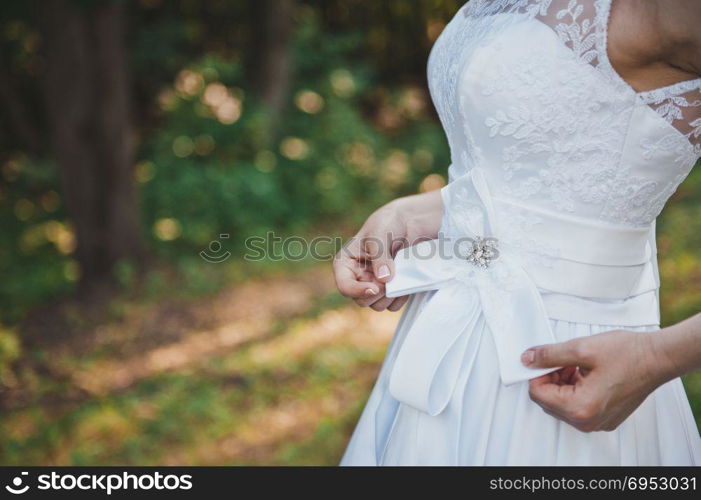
[3,175,701,464]
[0,265,399,465]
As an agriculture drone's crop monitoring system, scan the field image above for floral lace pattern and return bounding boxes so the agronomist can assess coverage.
[428,0,701,228]
[641,84,701,156]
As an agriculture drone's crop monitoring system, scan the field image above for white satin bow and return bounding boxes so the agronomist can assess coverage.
[385,168,560,416]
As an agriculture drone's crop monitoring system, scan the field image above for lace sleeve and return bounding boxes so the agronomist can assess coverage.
[641,84,701,157]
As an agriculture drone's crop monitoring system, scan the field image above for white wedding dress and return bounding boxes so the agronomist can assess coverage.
[341,0,701,466]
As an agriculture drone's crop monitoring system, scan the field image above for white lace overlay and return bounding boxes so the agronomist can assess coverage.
[340,0,701,467]
[428,0,701,228]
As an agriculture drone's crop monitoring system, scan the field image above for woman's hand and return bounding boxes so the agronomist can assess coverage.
[521,330,665,432]
[333,190,443,312]
[522,312,701,432]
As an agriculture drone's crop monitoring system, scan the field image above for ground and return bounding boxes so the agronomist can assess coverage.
[0,266,399,466]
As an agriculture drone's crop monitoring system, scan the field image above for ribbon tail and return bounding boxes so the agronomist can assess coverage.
[388,282,481,416]
[477,260,562,385]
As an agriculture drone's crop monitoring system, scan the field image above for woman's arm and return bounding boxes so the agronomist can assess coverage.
[521,314,701,432]
[520,0,701,433]
[333,189,443,312]
[653,313,701,380]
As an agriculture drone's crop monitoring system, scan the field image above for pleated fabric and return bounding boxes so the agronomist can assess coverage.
[340,292,701,466]
[340,0,701,466]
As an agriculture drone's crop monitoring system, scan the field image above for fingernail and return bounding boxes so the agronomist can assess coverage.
[521,349,535,366]
[377,265,391,279]
[365,288,377,296]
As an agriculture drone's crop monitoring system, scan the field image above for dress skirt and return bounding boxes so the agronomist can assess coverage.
[340,291,701,466]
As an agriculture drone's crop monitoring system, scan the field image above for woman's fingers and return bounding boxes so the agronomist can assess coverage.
[354,288,386,307]
[333,255,380,299]
[355,292,409,311]
[560,366,578,385]
[528,375,574,415]
[353,266,388,306]
[370,296,395,312]
[334,232,409,311]
[363,234,395,284]
[388,296,409,312]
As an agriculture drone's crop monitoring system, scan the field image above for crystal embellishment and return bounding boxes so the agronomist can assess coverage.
[462,237,499,269]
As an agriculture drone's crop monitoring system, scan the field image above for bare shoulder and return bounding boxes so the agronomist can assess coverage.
[606,0,700,91]
[655,0,701,76]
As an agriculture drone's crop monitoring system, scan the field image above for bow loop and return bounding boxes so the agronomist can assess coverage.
[385,169,559,415]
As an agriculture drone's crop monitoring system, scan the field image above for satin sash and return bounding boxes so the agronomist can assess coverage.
[385,168,656,416]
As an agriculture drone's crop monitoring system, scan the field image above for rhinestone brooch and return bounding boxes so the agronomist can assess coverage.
[462,237,499,269]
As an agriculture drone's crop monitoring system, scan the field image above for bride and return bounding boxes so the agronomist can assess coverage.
[334,0,701,465]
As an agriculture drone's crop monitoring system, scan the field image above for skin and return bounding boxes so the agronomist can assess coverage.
[522,314,701,432]
[333,0,701,431]
[523,0,701,432]
[606,0,701,91]
[333,190,443,311]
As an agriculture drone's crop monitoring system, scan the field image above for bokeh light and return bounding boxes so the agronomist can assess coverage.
[154,218,182,241]
[280,137,310,161]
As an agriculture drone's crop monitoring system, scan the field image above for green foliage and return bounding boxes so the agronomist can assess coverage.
[1,0,700,467]
[0,326,20,375]
[0,8,448,324]
[0,155,73,323]
[138,12,447,266]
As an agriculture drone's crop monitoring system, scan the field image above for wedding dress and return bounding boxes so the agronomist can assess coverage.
[340,0,701,466]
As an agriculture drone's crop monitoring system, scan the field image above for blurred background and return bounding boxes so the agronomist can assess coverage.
[0,0,699,466]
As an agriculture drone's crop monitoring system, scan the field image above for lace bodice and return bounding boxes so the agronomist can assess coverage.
[342,1,701,459]
[428,0,701,227]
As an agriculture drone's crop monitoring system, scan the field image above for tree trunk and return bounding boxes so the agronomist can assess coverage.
[251,0,297,145]
[40,0,143,296]
[0,49,41,153]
